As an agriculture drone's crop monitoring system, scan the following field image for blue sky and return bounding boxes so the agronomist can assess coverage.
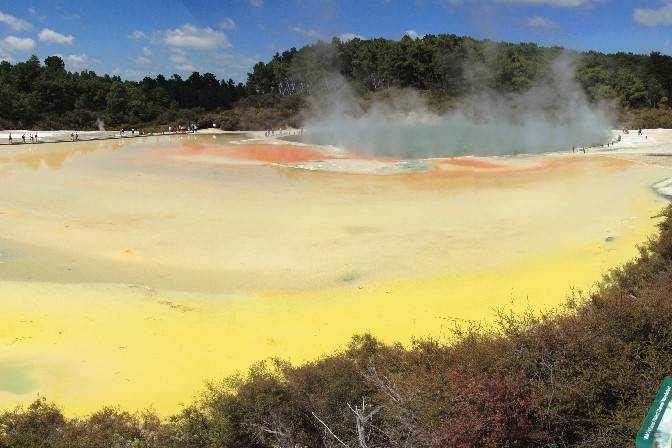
[1,0,672,82]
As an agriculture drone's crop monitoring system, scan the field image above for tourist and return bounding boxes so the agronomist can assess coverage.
[71,132,75,141]
[22,134,26,144]
[8,133,11,144]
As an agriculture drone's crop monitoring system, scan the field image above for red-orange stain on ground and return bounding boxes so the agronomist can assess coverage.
[166,142,633,184]
[225,145,337,163]
[439,158,504,169]
[169,142,339,164]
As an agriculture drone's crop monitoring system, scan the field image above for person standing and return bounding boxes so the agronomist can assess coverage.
[22,134,26,144]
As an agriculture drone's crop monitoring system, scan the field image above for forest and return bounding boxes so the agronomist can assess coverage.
[2,34,672,130]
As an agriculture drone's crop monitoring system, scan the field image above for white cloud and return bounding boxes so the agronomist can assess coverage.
[249,0,263,8]
[633,3,672,27]
[292,26,323,40]
[0,11,32,31]
[219,18,236,30]
[27,7,46,21]
[339,32,364,41]
[1,36,35,52]
[132,55,151,64]
[403,30,424,39]
[169,48,189,64]
[212,52,257,69]
[169,47,197,72]
[527,15,558,28]
[129,30,147,40]
[38,28,75,45]
[207,52,260,81]
[56,53,93,70]
[142,47,152,56]
[176,63,196,71]
[156,23,231,50]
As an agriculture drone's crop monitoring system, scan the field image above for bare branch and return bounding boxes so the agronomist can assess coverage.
[311,411,350,448]
[347,397,384,448]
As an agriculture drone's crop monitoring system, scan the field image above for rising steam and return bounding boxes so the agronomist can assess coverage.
[303,54,613,158]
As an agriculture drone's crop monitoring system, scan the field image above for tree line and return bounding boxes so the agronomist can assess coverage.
[0,55,246,130]
[248,34,672,110]
[2,34,672,130]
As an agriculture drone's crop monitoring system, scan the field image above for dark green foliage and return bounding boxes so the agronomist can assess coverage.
[248,34,672,115]
[4,207,672,447]
[0,56,246,130]
[0,398,64,448]
[3,34,672,131]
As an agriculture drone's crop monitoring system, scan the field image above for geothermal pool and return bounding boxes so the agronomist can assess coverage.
[0,131,670,414]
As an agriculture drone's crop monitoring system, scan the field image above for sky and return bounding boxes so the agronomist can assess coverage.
[1,0,672,82]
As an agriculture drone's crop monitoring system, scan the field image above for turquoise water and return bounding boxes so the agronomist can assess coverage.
[0,363,37,395]
[294,121,610,158]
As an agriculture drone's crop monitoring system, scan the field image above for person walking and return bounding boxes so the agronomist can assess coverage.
[22,134,26,144]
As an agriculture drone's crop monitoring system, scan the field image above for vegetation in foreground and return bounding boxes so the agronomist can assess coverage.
[3,206,672,447]
[3,34,672,131]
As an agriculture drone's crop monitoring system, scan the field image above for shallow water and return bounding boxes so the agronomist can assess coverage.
[292,119,609,157]
[0,134,669,414]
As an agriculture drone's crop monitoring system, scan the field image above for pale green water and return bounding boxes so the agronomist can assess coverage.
[295,121,610,158]
[0,363,37,395]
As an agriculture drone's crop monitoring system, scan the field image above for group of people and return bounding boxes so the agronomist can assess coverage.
[7,133,39,144]
[167,124,198,134]
[572,132,626,154]
[264,127,303,137]
[119,128,150,137]
[622,128,645,136]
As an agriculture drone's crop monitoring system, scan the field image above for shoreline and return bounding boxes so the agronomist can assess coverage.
[0,129,256,146]
[1,128,672,415]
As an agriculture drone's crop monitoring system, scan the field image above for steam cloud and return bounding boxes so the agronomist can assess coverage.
[96,117,106,132]
[303,54,613,158]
